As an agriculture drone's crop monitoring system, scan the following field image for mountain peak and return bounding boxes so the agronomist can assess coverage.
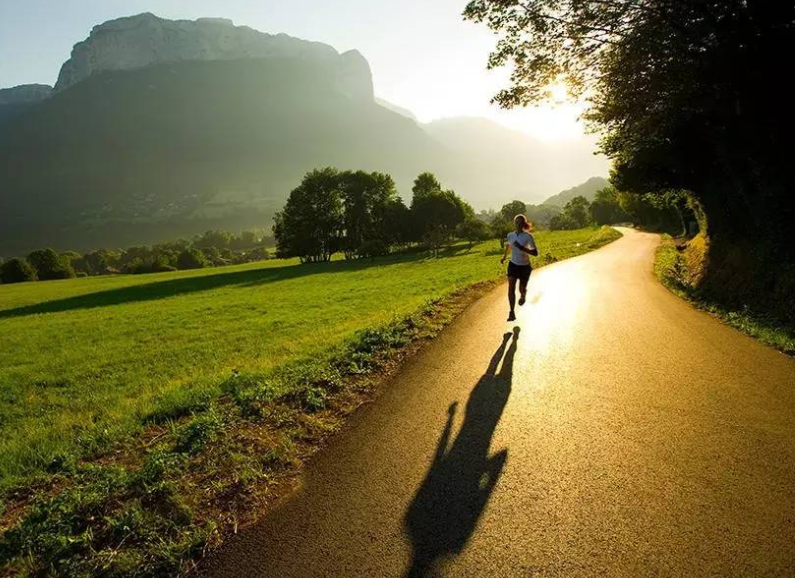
[54,14,357,93]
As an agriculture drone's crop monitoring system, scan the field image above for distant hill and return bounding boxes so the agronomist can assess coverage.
[375,98,418,122]
[0,84,52,105]
[542,176,609,207]
[0,84,52,127]
[423,118,609,206]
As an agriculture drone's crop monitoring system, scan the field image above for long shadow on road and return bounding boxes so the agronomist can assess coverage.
[404,327,518,578]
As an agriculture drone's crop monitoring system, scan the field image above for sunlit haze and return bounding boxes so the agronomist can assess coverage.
[0,0,595,144]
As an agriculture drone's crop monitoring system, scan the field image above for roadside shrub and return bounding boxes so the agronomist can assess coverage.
[539,253,559,266]
[0,462,212,578]
[135,451,186,489]
[586,226,620,249]
[283,384,328,411]
[222,373,282,416]
[175,409,224,454]
[0,257,36,283]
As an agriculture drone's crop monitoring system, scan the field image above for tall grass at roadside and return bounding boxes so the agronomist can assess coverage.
[654,236,795,354]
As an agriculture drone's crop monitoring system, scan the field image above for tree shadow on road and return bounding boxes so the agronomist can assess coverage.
[403,328,518,578]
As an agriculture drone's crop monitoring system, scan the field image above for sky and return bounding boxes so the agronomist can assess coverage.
[0,0,601,147]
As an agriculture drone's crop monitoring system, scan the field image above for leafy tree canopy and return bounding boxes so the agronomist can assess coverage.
[273,167,345,263]
[26,248,75,280]
[411,172,444,200]
[498,200,528,224]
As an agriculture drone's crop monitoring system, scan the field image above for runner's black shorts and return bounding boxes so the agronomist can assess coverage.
[507,262,532,283]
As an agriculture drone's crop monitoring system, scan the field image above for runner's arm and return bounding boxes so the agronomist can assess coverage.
[513,241,538,257]
[500,242,510,264]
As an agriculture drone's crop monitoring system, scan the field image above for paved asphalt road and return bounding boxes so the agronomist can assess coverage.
[202,228,795,578]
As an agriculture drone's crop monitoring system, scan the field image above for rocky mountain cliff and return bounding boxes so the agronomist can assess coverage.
[54,13,373,100]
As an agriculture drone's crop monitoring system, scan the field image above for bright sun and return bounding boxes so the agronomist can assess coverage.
[491,82,587,143]
[546,82,569,103]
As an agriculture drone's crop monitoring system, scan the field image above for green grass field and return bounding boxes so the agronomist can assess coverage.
[0,228,619,491]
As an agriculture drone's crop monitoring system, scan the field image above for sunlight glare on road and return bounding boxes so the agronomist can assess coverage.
[514,263,589,375]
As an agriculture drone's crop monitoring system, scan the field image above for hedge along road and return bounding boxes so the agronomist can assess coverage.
[201,227,795,578]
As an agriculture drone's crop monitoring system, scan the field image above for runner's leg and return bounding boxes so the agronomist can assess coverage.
[518,275,528,305]
[508,277,517,314]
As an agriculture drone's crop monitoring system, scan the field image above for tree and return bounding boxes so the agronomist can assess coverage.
[273,168,344,263]
[383,197,412,248]
[410,178,470,251]
[60,251,81,265]
[201,246,223,264]
[0,258,36,284]
[464,0,795,261]
[589,186,628,225]
[565,196,591,229]
[194,230,232,250]
[27,248,75,280]
[79,250,117,275]
[340,171,401,258]
[550,196,592,230]
[616,190,689,234]
[177,248,208,270]
[246,247,270,262]
[411,172,443,200]
[231,231,260,251]
[525,204,562,229]
[499,200,527,224]
[491,200,530,241]
[456,218,491,248]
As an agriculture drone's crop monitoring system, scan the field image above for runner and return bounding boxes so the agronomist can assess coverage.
[500,214,537,321]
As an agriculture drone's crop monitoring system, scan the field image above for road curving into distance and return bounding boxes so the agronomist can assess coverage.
[201,228,795,578]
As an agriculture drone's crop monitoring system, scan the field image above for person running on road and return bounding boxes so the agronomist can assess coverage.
[500,214,537,321]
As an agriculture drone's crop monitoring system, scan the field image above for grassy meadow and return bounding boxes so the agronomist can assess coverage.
[0,227,620,577]
[0,227,612,489]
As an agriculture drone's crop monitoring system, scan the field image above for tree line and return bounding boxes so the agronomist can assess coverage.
[0,230,271,285]
[486,186,687,239]
[3,166,671,285]
[273,168,491,262]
